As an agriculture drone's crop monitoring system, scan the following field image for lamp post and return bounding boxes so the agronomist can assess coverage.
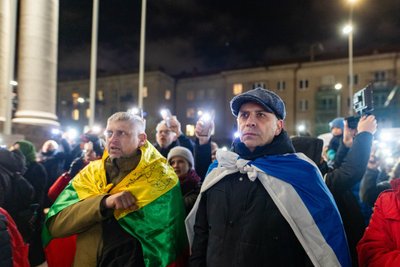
[343,0,358,116]
[138,0,147,109]
[334,83,343,118]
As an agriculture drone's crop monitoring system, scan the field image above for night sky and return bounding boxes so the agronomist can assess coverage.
[58,0,400,80]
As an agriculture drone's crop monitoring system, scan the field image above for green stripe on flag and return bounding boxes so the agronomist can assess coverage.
[119,184,188,267]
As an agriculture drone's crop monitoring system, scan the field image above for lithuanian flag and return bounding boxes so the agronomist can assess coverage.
[43,141,188,267]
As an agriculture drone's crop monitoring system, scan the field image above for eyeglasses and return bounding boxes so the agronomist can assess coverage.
[104,130,131,138]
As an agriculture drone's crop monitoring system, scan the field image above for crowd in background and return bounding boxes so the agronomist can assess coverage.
[1,89,400,266]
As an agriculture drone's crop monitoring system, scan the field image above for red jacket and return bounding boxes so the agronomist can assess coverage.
[0,208,29,267]
[357,180,400,266]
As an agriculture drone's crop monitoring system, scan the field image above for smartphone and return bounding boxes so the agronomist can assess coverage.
[198,112,214,136]
[160,109,172,127]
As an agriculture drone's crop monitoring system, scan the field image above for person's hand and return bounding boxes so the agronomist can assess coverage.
[195,120,214,144]
[343,120,357,148]
[357,115,377,135]
[168,116,182,137]
[103,191,138,211]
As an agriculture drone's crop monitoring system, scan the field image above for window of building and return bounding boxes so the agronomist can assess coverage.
[277,80,286,91]
[86,108,90,118]
[347,74,359,85]
[165,89,171,100]
[196,89,205,100]
[97,90,104,101]
[186,124,195,137]
[252,82,266,89]
[207,88,216,99]
[143,86,148,98]
[233,83,243,95]
[319,96,335,110]
[186,108,196,118]
[299,79,309,90]
[72,109,79,120]
[299,99,308,111]
[72,92,79,105]
[374,71,386,82]
[187,90,195,101]
[373,93,387,108]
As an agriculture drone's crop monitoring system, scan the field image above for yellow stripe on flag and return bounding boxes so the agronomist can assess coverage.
[72,141,178,219]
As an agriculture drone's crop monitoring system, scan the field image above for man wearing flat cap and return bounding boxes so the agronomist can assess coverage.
[186,87,351,267]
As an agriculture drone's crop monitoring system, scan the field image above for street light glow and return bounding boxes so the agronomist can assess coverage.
[335,83,343,90]
[77,97,85,103]
[342,24,353,34]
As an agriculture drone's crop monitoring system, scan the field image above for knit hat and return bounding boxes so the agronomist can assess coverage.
[15,140,37,164]
[230,87,286,119]
[329,117,344,130]
[167,146,194,169]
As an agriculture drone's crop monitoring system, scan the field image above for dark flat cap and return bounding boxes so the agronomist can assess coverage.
[230,87,286,119]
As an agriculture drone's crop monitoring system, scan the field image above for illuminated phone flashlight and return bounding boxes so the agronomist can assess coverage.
[51,128,61,135]
[66,127,79,140]
[200,112,212,122]
[160,109,172,119]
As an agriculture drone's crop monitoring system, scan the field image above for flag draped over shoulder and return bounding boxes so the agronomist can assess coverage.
[43,141,188,267]
[186,150,351,267]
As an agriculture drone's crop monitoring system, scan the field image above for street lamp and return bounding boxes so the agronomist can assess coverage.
[334,83,343,117]
[343,0,358,116]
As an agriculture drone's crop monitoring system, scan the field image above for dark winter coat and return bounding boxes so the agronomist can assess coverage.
[179,169,201,214]
[190,131,313,267]
[194,138,212,181]
[154,134,194,158]
[325,132,373,267]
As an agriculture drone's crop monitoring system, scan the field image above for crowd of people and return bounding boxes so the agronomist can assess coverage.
[0,86,399,266]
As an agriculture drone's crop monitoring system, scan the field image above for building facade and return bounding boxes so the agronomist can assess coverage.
[57,51,400,146]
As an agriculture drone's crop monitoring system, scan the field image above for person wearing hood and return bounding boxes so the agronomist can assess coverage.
[12,140,48,266]
[186,87,351,267]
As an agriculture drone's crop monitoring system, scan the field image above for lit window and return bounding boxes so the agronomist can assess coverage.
[72,93,79,105]
[187,90,195,101]
[186,108,196,118]
[186,124,195,136]
[165,89,171,100]
[86,108,91,118]
[72,109,79,120]
[233,83,243,95]
[143,86,148,98]
[97,90,104,101]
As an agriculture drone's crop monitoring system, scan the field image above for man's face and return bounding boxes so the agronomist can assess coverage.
[156,123,175,148]
[237,102,283,152]
[105,120,146,159]
[169,156,190,178]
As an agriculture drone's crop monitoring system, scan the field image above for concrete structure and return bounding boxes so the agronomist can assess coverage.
[57,51,400,146]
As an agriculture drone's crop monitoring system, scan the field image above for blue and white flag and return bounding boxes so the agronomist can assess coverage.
[186,150,351,267]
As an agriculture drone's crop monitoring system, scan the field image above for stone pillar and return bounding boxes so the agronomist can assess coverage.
[13,0,59,127]
[0,0,12,130]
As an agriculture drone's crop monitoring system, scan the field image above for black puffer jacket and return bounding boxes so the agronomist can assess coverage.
[325,132,373,267]
[190,131,313,267]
